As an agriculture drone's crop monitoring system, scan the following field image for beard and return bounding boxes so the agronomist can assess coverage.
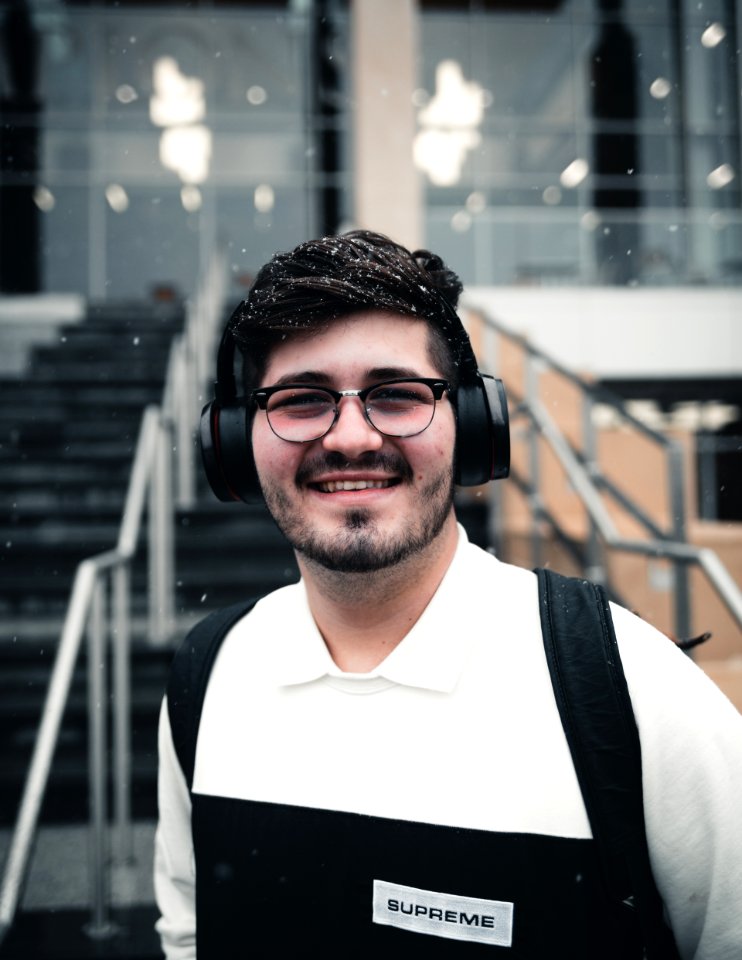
[259,451,455,573]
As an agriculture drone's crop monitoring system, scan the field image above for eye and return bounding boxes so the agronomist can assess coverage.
[267,389,334,418]
[368,383,434,412]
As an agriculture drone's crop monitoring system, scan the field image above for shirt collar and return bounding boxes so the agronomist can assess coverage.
[272,525,488,694]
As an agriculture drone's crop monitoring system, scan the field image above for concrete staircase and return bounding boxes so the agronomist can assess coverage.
[0,301,185,957]
[1,303,182,623]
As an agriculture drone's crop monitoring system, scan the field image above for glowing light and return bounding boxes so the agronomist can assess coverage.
[115,84,138,104]
[465,191,486,214]
[560,158,589,188]
[414,60,486,187]
[707,163,735,189]
[246,85,268,106]
[542,185,562,205]
[150,57,205,127]
[419,61,485,130]
[701,23,726,48]
[160,126,212,185]
[649,77,672,100]
[105,184,129,213]
[451,210,472,233]
[580,210,601,231]
[181,185,203,212]
[254,184,275,213]
[33,186,55,212]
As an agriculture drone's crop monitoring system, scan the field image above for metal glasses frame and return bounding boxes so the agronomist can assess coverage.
[251,377,450,442]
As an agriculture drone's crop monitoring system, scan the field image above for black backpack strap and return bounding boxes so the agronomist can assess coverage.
[167,598,258,790]
[536,567,681,959]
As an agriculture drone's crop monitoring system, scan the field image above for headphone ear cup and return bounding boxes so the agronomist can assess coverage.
[199,399,262,502]
[454,374,510,486]
[481,375,510,480]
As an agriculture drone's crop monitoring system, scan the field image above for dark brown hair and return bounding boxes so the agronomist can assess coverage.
[228,230,465,391]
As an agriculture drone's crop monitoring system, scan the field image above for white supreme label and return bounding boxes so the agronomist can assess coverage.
[373,879,514,947]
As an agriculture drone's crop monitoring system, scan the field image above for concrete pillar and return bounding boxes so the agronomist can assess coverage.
[351,0,422,250]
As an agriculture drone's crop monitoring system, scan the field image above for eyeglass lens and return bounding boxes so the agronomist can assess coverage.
[264,381,438,442]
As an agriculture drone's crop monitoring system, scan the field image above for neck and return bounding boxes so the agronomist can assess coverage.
[298,514,459,672]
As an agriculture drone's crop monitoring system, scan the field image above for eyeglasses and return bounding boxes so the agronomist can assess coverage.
[251,377,449,443]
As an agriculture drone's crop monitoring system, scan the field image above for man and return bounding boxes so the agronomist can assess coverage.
[155,231,742,958]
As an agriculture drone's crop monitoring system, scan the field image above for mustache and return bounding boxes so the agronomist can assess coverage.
[295,451,413,486]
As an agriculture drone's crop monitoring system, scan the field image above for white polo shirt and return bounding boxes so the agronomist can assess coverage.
[155,527,742,959]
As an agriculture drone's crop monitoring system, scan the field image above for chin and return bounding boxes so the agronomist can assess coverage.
[296,508,453,574]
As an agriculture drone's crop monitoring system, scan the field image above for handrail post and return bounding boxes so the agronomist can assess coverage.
[192,284,208,403]
[525,351,543,569]
[112,562,132,864]
[149,412,175,645]
[582,393,606,584]
[175,336,197,510]
[84,575,116,940]
[668,442,692,641]
[696,431,717,521]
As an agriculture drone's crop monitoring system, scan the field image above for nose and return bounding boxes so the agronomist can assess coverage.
[321,396,384,457]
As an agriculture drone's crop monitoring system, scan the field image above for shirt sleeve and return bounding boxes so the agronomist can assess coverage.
[154,698,196,960]
[612,603,742,960]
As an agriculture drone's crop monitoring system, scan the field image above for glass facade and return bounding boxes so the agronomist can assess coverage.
[2,4,323,299]
[0,1,739,296]
[418,0,742,286]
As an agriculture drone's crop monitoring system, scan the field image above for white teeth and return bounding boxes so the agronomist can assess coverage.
[318,479,393,492]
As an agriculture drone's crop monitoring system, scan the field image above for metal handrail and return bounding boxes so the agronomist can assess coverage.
[471,305,742,637]
[527,393,742,628]
[0,254,227,945]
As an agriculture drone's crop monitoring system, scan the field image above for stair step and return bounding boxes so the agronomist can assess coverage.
[85,300,183,322]
[0,524,121,549]
[1,444,136,463]
[2,488,127,511]
[0,410,145,432]
[2,420,140,442]
[0,562,297,595]
[0,385,162,404]
[0,822,158,913]
[1,461,130,481]
[0,506,123,526]
[28,366,169,384]
[0,906,162,959]
[34,339,174,360]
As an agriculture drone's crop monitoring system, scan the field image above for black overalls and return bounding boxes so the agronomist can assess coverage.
[191,793,645,957]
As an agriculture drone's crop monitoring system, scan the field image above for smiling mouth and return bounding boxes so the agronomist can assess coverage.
[313,478,399,493]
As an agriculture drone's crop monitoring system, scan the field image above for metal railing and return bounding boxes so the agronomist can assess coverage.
[470,304,742,640]
[0,255,227,945]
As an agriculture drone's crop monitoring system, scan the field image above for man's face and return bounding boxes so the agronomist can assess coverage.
[251,311,457,573]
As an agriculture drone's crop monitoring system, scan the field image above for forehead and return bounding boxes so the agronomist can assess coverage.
[260,311,442,386]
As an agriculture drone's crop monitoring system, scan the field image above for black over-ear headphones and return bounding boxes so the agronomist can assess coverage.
[200,303,510,503]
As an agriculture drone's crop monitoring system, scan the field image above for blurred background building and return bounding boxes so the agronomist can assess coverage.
[0,0,740,956]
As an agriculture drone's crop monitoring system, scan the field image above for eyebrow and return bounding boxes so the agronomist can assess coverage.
[269,366,424,388]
